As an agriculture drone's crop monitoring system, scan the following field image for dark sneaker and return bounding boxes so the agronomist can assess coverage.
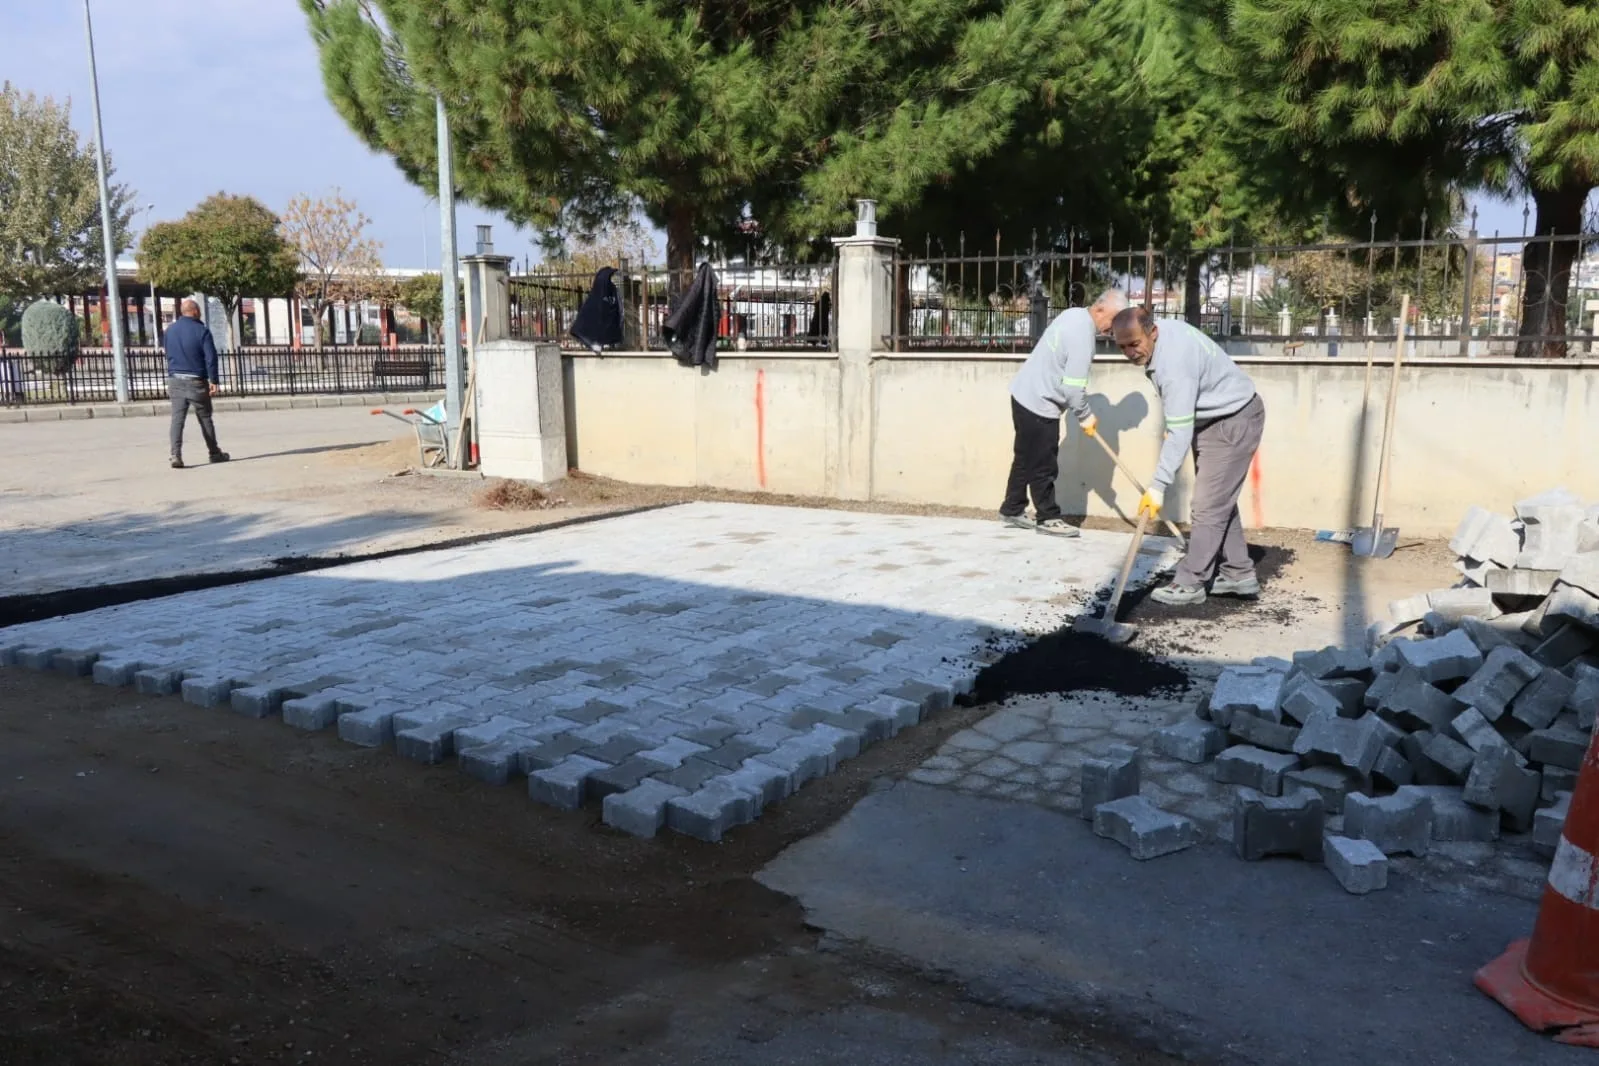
[208,451,230,464]
[1034,518,1081,538]
[1000,514,1035,531]
[1210,574,1261,598]
[170,457,184,469]
[1150,582,1207,606]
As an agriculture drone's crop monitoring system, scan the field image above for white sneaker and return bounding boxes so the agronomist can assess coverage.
[1034,518,1081,538]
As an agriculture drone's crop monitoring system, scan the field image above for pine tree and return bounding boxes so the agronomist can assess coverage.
[1224,0,1599,356]
[298,0,1099,287]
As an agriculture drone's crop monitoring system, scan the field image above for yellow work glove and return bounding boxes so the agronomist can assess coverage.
[1137,489,1164,520]
[1080,415,1098,438]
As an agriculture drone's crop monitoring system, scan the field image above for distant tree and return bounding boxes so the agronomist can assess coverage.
[141,194,299,350]
[0,82,134,301]
[280,190,388,344]
[397,272,462,340]
[20,299,80,375]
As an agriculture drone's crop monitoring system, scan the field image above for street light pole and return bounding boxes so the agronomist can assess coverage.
[436,95,464,458]
[82,0,127,402]
[139,202,157,345]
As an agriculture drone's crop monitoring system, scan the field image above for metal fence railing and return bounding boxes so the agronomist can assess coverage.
[0,345,446,407]
[888,230,1599,358]
[511,260,837,354]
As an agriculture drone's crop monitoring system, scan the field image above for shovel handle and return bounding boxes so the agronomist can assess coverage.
[1088,431,1187,546]
[1101,508,1152,620]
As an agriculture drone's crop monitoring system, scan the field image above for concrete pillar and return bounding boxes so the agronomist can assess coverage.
[830,200,898,501]
[462,252,513,351]
[474,339,567,482]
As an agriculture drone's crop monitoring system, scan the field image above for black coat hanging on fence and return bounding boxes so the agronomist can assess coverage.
[663,262,720,369]
[570,266,624,354]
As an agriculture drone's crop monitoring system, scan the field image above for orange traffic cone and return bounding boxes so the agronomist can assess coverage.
[1476,726,1599,1045]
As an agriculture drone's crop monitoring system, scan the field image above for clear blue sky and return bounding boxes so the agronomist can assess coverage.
[0,2,1568,267]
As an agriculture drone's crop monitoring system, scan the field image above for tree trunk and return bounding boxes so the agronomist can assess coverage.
[1516,182,1589,358]
[665,203,697,307]
[1184,253,1204,328]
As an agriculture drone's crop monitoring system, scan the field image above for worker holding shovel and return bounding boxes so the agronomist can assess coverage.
[1110,306,1265,607]
[999,288,1130,536]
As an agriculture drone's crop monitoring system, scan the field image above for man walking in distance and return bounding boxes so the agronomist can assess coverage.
[164,299,229,469]
[1110,305,1264,606]
[1000,288,1129,537]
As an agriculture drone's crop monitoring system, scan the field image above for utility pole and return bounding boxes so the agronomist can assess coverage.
[436,96,464,455]
[83,0,127,402]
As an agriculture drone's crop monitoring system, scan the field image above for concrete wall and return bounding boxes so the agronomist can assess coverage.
[563,350,1599,537]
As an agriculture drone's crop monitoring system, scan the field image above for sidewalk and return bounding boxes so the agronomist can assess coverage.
[0,390,443,423]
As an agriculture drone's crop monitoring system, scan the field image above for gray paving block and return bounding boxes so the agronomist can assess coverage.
[1422,732,1476,782]
[0,642,25,667]
[1528,724,1591,771]
[1210,667,1287,726]
[1376,670,1463,732]
[338,705,398,748]
[1532,622,1594,668]
[1252,656,1294,672]
[1458,616,1520,656]
[717,760,793,811]
[91,658,144,687]
[1092,796,1200,860]
[1229,711,1301,754]
[1281,680,1341,726]
[1387,596,1431,628]
[1453,644,1541,721]
[1547,584,1599,629]
[1561,551,1599,597]
[1516,502,1585,570]
[230,685,286,718]
[1324,835,1389,894]
[1363,668,1402,710]
[1293,711,1387,775]
[15,646,61,672]
[857,694,923,733]
[283,694,341,732]
[459,736,538,785]
[133,666,186,696]
[523,732,603,772]
[1320,677,1370,718]
[1534,791,1572,859]
[1152,719,1227,764]
[1399,785,1501,842]
[1450,506,1521,568]
[529,754,609,811]
[1232,787,1325,862]
[1282,765,1367,815]
[1509,667,1576,731]
[587,755,675,798]
[653,756,726,793]
[1485,567,1560,598]
[1462,743,1541,832]
[1543,766,1579,803]
[1564,664,1599,732]
[50,650,99,677]
[665,778,758,841]
[752,733,837,791]
[1448,707,1505,753]
[1213,745,1300,797]
[1290,646,1373,682]
[1372,746,1414,790]
[1343,791,1432,857]
[1389,630,1484,685]
[180,676,236,709]
[1080,744,1140,819]
[603,778,688,838]
[1426,587,1500,624]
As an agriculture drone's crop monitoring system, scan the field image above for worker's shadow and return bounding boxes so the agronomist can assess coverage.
[1055,392,1151,523]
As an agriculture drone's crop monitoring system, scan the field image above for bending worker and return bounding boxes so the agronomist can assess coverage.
[1110,306,1265,606]
[1000,288,1129,537]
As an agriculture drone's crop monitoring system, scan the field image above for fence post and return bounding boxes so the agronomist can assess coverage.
[830,200,898,501]
[1459,225,1478,358]
[461,233,514,355]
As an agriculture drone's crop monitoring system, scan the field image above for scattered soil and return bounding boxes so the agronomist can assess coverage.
[966,629,1191,705]
[475,478,567,511]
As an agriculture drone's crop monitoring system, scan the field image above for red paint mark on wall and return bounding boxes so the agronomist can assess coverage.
[1249,452,1264,528]
[755,369,768,489]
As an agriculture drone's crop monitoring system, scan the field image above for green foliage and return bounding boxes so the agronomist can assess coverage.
[141,194,299,348]
[20,299,80,374]
[398,272,459,329]
[0,82,134,300]
[0,295,21,346]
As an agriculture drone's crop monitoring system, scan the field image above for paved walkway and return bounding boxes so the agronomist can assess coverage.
[1,503,1179,839]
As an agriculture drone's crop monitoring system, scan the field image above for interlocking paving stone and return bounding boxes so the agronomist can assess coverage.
[2,502,1175,841]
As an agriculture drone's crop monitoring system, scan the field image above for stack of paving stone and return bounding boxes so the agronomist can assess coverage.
[1138,487,1599,894]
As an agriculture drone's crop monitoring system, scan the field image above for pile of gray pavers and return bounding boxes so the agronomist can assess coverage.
[1090,487,1597,895]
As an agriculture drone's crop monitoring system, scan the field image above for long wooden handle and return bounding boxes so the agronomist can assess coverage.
[1089,430,1187,545]
[1102,509,1151,619]
[1371,293,1409,529]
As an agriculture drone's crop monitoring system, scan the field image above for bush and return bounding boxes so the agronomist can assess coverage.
[358,322,382,345]
[20,300,80,375]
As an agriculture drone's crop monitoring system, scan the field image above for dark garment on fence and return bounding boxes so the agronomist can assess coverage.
[1000,398,1063,521]
[168,374,223,459]
[164,315,220,383]
[663,262,720,369]
[806,290,832,339]
[571,266,623,353]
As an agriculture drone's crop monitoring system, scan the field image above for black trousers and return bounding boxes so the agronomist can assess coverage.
[168,375,222,458]
[1001,398,1062,520]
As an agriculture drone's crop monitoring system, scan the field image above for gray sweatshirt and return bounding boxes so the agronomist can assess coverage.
[1009,307,1096,423]
[1145,319,1257,494]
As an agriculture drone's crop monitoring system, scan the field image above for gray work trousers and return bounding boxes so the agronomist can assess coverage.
[1175,393,1265,587]
[168,375,222,458]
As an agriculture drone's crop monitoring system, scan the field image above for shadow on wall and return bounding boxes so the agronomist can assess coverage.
[1052,391,1190,523]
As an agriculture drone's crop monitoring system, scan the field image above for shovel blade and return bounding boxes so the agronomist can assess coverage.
[1072,614,1139,645]
[1373,527,1399,558]
[1350,525,1399,558]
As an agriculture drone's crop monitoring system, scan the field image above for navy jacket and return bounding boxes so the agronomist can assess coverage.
[164,315,220,383]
